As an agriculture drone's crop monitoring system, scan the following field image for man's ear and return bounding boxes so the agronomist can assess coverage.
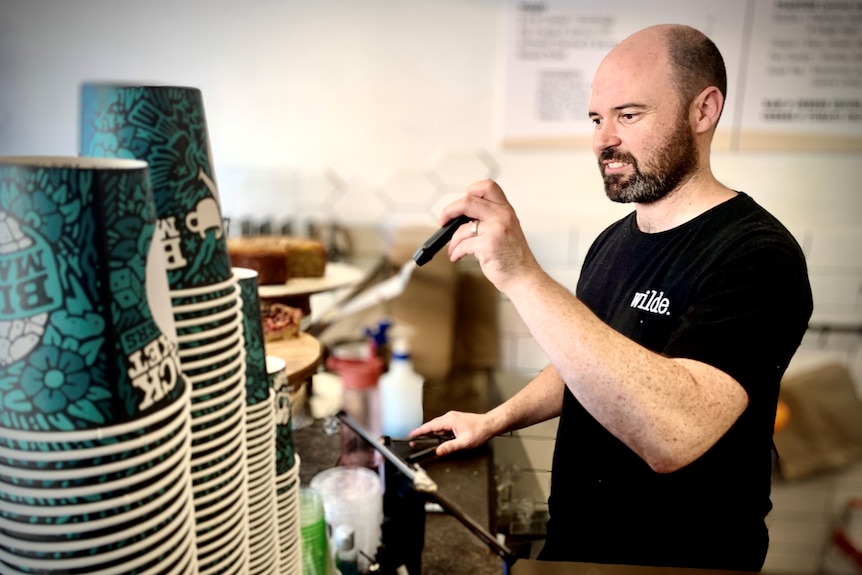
[691,86,724,134]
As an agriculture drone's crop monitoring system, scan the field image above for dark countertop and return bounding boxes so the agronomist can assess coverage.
[511,560,759,575]
[293,368,503,575]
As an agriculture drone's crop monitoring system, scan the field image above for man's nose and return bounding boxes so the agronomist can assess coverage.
[593,123,621,156]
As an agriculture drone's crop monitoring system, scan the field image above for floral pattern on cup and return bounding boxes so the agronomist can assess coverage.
[80,85,232,291]
[0,158,185,432]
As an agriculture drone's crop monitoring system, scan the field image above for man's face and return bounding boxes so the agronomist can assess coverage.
[589,38,698,204]
[598,109,697,204]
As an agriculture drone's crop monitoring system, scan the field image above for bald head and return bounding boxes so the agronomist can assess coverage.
[610,24,727,119]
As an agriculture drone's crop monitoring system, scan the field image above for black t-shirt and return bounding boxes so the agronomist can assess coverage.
[540,193,813,570]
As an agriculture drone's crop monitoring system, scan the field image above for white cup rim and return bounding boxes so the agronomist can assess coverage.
[170,275,238,300]
[191,447,246,499]
[187,389,242,436]
[231,267,259,282]
[245,389,275,418]
[0,387,190,463]
[246,478,277,510]
[190,393,244,430]
[265,355,287,375]
[190,367,245,405]
[0,505,195,574]
[245,430,275,458]
[0,477,190,554]
[187,349,246,384]
[174,299,241,329]
[247,544,277,573]
[0,374,190,444]
[245,449,275,476]
[0,415,188,482]
[245,413,276,444]
[0,433,190,501]
[245,411,275,437]
[0,445,188,519]
[189,429,245,483]
[178,325,243,359]
[196,520,250,575]
[0,465,191,538]
[275,462,300,487]
[190,381,245,426]
[193,477,249,539]
[191,400,245,450]
[171,283,239,314]
[0,156,149,171]
[177,314,242,344]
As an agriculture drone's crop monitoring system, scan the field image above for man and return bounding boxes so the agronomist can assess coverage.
[410,24,813,570]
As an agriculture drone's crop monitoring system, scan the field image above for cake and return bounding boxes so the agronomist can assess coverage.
[227,236,327,285]
[262,303,303,341]
[227,240,289,286]
[279,237,328,278]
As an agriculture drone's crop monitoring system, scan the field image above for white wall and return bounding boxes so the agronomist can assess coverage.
[2,0,860,377]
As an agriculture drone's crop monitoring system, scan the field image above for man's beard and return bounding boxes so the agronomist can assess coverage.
[599,115,698,204]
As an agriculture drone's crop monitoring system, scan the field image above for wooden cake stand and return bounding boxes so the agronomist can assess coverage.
[265,333,323,385]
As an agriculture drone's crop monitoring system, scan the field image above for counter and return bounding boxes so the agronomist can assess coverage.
[293,368,503,575]
[511,560,758,575]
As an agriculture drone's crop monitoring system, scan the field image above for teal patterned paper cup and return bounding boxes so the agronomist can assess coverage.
[0,492,196,573]
[234,268,269,406]
[80,84,231,292]
[0,156,184,434]
[266,356,295,474]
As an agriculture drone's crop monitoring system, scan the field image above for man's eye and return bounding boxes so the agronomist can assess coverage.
[591,117,602,126]
[621,113,638,121]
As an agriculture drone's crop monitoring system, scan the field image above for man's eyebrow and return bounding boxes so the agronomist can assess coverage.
[589,102,649,118]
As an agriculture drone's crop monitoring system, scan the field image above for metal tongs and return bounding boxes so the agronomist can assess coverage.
[336,411,517,567]
[336,411,437,493]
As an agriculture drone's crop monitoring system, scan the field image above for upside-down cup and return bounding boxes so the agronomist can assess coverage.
[80,83,232,292]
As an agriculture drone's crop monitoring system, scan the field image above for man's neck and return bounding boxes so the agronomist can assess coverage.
[634,174,737,233]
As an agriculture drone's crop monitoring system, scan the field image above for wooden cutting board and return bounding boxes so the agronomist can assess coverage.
[265,332,322,384]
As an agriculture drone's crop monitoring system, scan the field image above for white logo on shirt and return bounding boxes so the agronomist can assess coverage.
[630,289,672,316]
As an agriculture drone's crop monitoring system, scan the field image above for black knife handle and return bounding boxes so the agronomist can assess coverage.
[412,214,473,266]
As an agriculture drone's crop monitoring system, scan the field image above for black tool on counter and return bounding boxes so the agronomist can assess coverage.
[412,214,473,266]
[336,411,517,574]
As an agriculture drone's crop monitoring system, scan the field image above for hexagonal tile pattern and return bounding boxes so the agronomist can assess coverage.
[431,148,499,188]
[378,171,440,208]
[295,168,344,211]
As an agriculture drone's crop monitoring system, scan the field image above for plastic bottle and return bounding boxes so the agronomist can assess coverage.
[333,524,359,575]
[378,335,424,439]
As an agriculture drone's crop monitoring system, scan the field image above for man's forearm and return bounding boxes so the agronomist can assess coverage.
[488,365,564,435]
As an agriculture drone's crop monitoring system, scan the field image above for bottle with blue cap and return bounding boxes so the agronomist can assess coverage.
[378,329,424,439]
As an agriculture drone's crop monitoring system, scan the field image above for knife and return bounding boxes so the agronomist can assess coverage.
[412,214,472,266]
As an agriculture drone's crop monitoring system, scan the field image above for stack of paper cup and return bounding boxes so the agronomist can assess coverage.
[0,386,197,574]
[245,388,279,574]
[173,274,250,574]
[276,453,303,574]
[267,356,302,573]
[0,156,197,574]
[81,84,253,572]
[235,268,280,573]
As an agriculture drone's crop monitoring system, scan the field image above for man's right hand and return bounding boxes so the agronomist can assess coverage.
[409,410,496,458]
